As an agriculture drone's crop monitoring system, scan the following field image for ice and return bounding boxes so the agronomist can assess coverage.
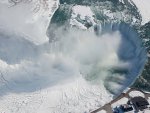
[0,23,147,112]
[131,0,150,25]
[0,1,147,112]
[0,0,59,44]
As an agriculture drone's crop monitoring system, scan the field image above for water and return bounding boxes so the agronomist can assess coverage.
[0,22,147,112]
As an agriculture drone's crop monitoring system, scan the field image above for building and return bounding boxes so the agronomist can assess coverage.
[91,88,150,113]
[130,96,149,111]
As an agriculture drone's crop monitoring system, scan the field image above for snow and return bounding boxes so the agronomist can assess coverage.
[148,97,150,104]
[119,0,135,6]
[129,91,145,98]
[0,28,119,113]
[111,90,150,113]
[128,0,135,6]
[119,0,125,4]
[112,97,129,108]
[0,0,59,45]
[131,0,150,25]
[0,1,148,112]
[103,9,114,20]
[0,76,112,113]
[0,23,147,112]
[97,110,107,113]
[70,5,96,29]
[143,110,150,113]
[71,5,94,20]
[70,19,87,30]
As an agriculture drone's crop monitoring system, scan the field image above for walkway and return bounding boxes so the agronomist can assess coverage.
[91,88,150,113]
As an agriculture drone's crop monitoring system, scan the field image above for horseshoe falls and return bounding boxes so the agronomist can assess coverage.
[0,0,149,113]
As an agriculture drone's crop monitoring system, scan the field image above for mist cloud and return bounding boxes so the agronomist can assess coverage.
[0,23,146,96]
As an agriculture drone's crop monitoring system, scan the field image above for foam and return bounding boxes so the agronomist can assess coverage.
[0,23,147,112]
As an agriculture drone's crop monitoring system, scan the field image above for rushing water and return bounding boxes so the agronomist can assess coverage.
[0,22,147,112]
[47,22,147,94]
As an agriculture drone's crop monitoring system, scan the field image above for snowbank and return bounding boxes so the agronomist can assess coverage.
[70,5,96,29]
[129,91,145,98]
[0,0,59,44]
[132,0,150,25]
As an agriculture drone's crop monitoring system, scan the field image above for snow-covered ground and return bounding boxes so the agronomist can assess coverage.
[70,5,96,29]
[111,89,150,113]
[0,0,59,44]
[118,0,150,25]
[93,88,150,113]
[0,75,112,113]
[129,91,145,98]
[131,0,150,25]
[112,97,129,108]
